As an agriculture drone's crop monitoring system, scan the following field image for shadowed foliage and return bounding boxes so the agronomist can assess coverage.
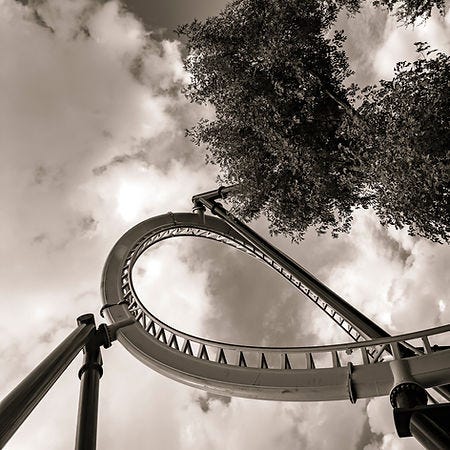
[354,44,449,242]
[179,0,366,240]
[179,1,449,243]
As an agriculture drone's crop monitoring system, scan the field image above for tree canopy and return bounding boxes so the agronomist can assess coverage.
[178,0,449,243]
[355,44,449,242]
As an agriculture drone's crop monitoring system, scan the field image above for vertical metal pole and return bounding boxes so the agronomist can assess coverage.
[75,315,103,450]
[0,318,95,449]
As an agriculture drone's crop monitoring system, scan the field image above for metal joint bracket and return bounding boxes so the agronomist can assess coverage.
[97,324,112,349]
[192,203,206,223]
[92,319,135,350]
[191,184,239,205]
[106,319,135,343]
[78,362,103,380]
[192,204,206,213]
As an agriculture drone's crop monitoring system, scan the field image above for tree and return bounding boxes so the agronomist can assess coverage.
[179,0,449,243]
[354,44,449,243]
[179,0,370,240]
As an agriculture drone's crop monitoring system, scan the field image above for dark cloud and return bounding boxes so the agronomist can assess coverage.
[32,232,47,244]
[32,8,55,33]
[355,408,383,449]
[123,0,230,37]
[195,392,231,413]
[369,221,414,267]
[93,150,149,175]
[33,166,48,185]
[181,235,341,347]
[78,214,98,233]
[32,165,63,186]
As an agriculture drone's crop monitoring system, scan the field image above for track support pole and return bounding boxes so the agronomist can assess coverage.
[0,317,95,449]
[75,314,103,450]
[410,409,450,449]
[73,315,134,450]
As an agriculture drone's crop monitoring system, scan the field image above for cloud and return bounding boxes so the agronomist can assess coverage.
[194,392,232,413]
[179,231,343,350]
[335,4,390,85]
[364,397,422,449]
[132,236,213,336]
[324,209,449,335]
[372,9,450,79]
[175,398,369,450]
[1,1,448,449]
[0,1,215,448]
[0,0,214,341]
[334,5,449,85]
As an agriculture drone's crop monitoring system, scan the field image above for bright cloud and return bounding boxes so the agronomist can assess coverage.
[364,397,422,449]
[373,9,450,79]
[0,0,215,448]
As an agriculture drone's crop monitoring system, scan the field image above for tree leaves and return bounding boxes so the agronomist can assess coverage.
[371,0,446,24]
[179,1,449,243]
[355,45,449,242]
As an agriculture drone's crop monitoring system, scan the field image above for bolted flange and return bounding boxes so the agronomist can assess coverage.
[390,382,428,409]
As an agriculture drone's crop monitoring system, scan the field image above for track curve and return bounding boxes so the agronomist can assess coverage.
[101,212,450,402]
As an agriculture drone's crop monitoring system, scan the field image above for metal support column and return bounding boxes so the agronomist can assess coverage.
[410,409,450,449]
[0,317,95,449]
[75,314,103,450]
[392,398,450,448]
[0,312,133,450]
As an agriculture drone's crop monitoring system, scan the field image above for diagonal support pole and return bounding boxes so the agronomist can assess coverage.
[0,317,96,449]
[193,187,389,340]
[0,313,134,450]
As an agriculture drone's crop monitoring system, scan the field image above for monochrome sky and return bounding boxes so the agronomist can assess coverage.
[1,1,449,449]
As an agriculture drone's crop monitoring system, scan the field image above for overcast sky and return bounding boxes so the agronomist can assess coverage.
[1,0,449,449]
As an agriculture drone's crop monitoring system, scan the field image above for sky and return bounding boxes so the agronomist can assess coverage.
[0,0,449,449]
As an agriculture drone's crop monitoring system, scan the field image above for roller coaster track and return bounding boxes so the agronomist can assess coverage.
[101,211,450,403]
[1,190,448,450]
